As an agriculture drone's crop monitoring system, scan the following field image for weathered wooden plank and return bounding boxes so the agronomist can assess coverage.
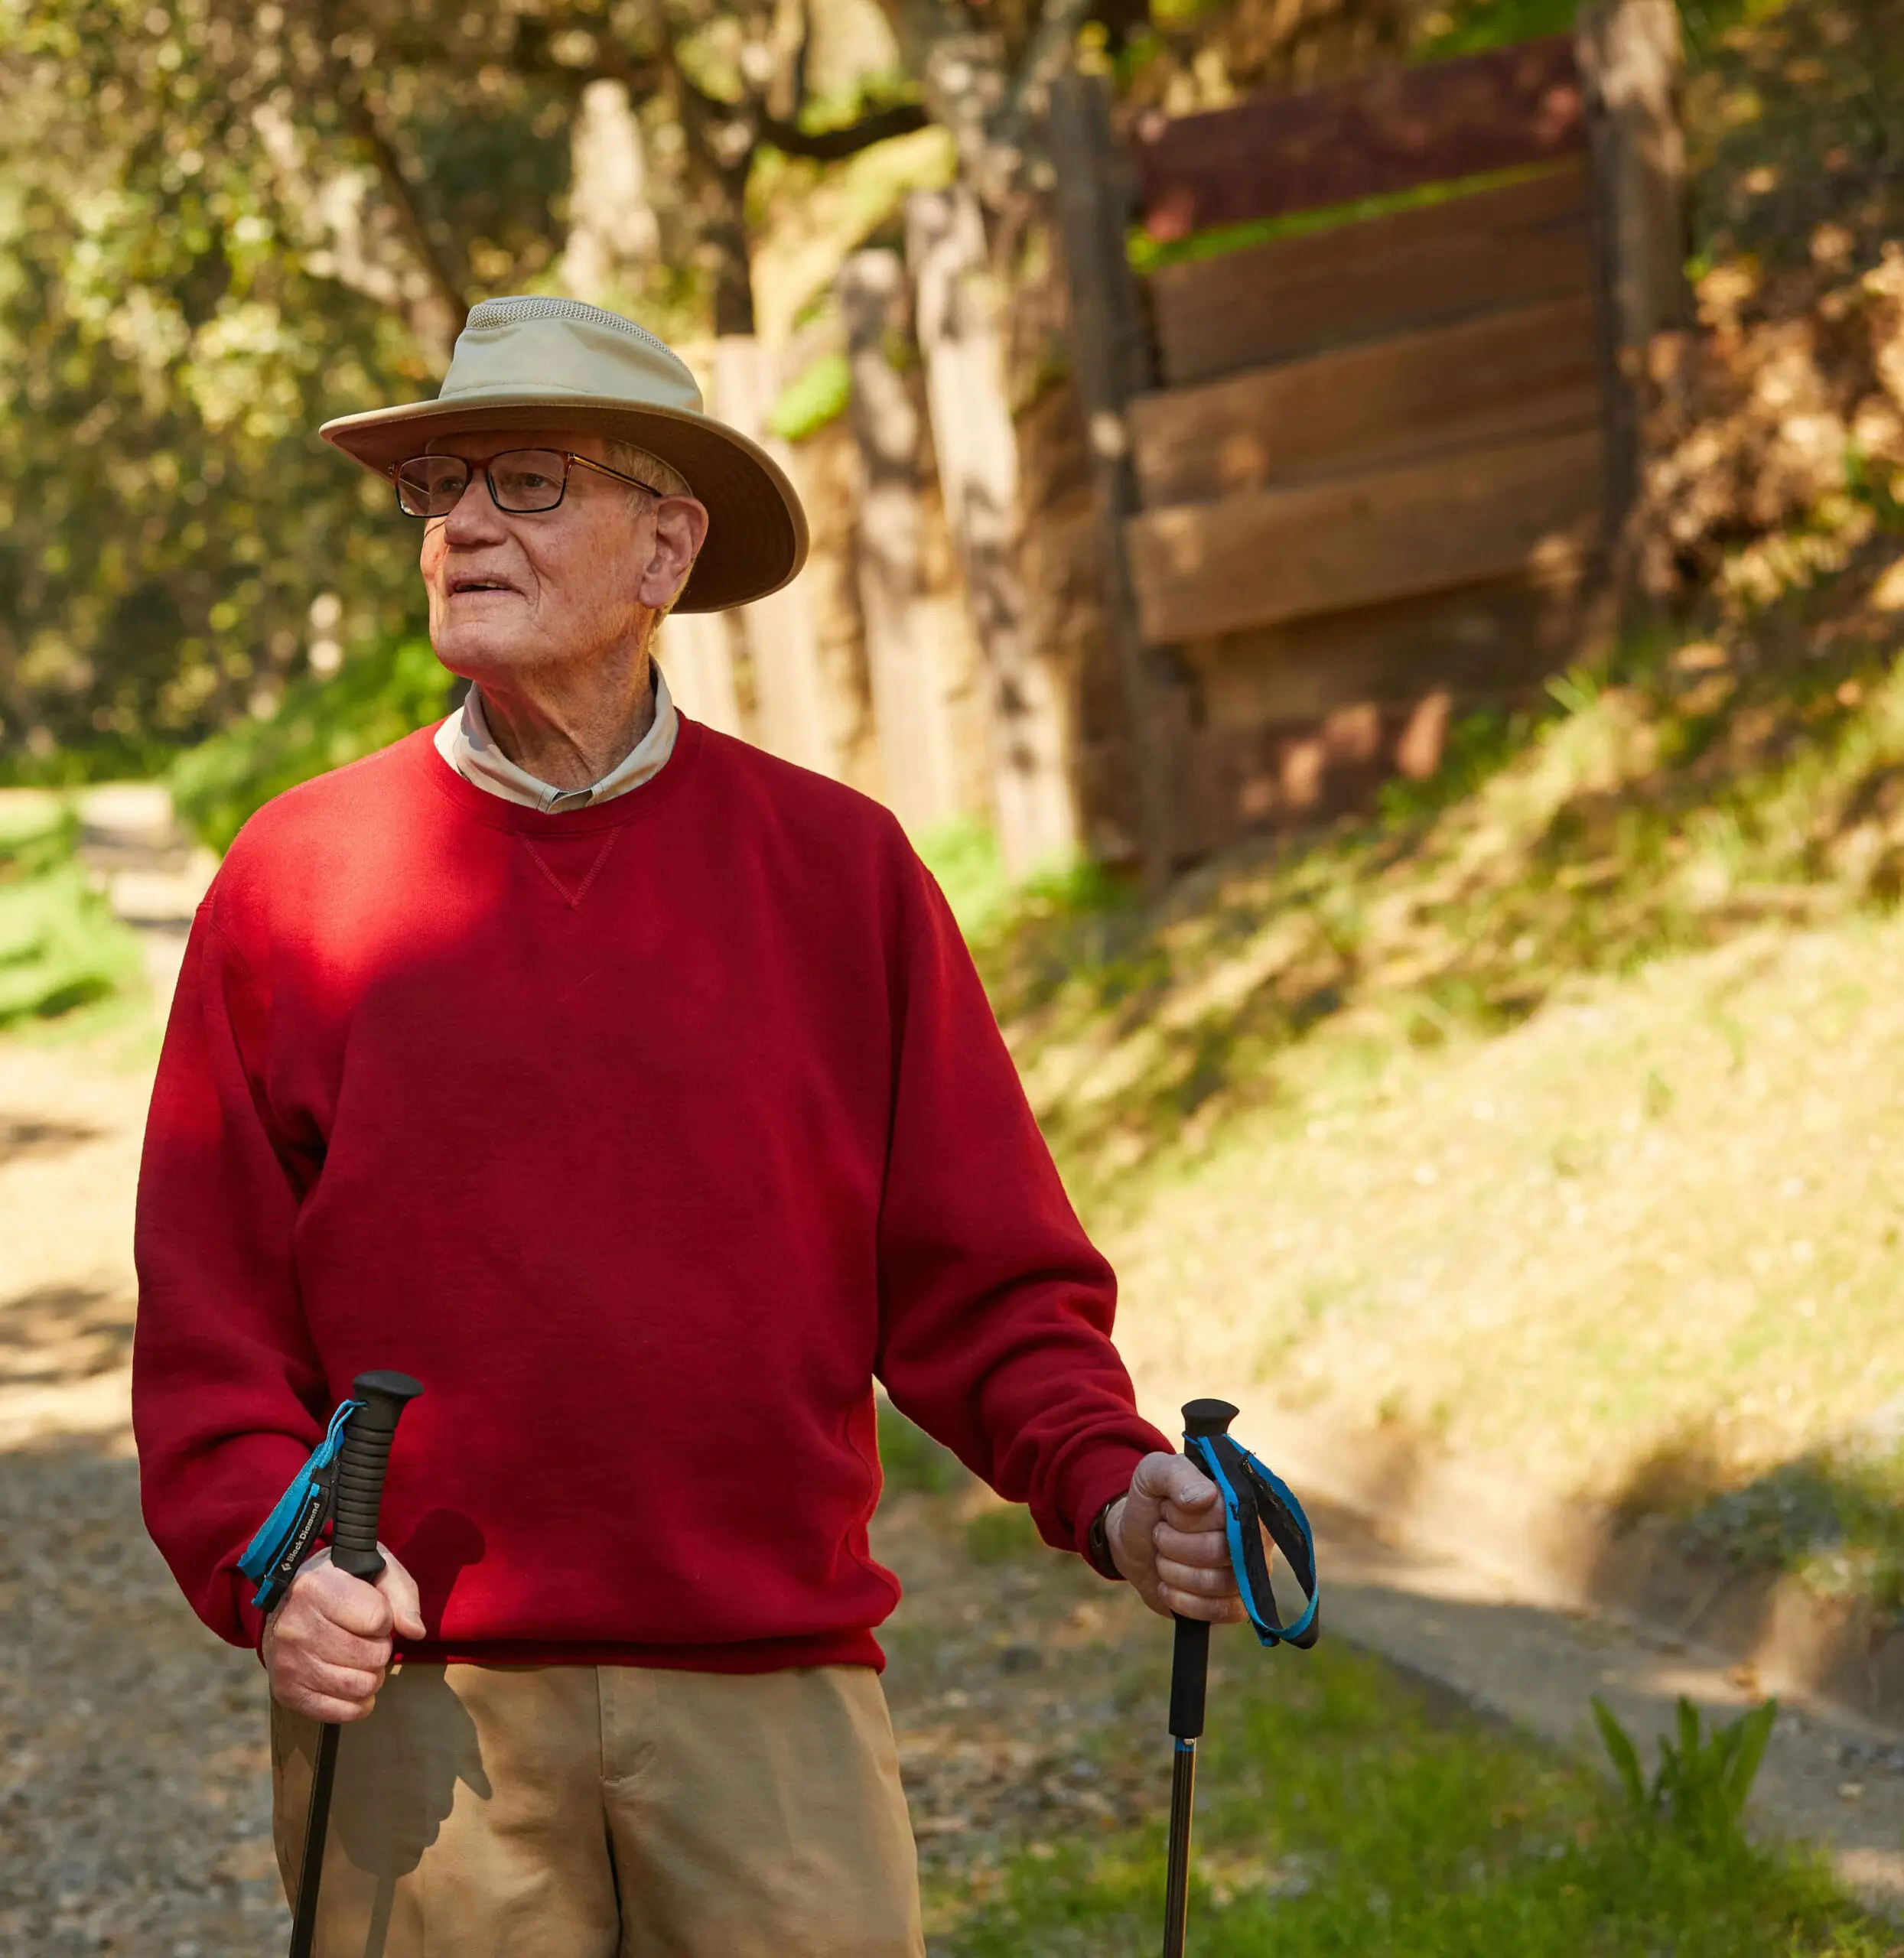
[1154,567,1612,852]
[1126,422,1605,643]
[1131,293,1602,508]
[1134,36,1587,242]
[1180,568,1603,729]
[1149,163,1593,387]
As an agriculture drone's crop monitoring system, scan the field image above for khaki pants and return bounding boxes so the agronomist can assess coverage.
[270,1663,924,1958]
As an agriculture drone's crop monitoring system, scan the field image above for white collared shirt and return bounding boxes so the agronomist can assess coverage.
[434,667,679,813]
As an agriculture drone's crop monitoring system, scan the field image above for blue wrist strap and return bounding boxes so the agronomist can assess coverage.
[1183,1427,1320,1650]
[237,1399,361,1614]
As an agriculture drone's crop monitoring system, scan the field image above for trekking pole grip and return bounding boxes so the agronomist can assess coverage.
[330,1371,423,1581]
[1168,1398,1238,1739]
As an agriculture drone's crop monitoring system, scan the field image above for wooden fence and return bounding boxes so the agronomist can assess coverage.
[1051,0,1689,889]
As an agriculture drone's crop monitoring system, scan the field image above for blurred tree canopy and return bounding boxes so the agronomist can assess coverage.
[0,0,1518,777]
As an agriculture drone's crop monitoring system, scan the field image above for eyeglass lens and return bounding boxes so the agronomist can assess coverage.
[395,450,571,517]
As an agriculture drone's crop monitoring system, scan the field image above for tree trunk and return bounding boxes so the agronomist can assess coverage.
[839,249,969,834]
[559,78,660,304]
[711,337,836,773]
[906,187,1079,873]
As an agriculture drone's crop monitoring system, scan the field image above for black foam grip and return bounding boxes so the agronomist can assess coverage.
[330,1371,422,1581]
[1166,1399,1236,1742]
[1169,1615,1210,1739]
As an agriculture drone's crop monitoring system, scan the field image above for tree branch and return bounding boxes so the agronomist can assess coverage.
[308,3,469,356]
[758,101,930,159]
[340,90,471,343]
[1005,0,1096,132]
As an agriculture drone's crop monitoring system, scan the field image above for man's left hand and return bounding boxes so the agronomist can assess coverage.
[1105,1452,1245,1622]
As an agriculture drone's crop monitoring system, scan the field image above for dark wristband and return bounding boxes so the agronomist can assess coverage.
[1085,1498,1124,1581]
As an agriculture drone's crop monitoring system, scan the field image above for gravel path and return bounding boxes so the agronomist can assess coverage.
[0,1026,282,1954]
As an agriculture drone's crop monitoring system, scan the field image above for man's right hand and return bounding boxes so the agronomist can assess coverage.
[262,1544,425,1722]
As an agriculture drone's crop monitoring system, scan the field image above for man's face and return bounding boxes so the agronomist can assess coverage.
[417,429,701,685]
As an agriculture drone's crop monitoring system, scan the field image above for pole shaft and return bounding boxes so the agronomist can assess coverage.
[288,1721,338,1958]
[1161,1738,1197,1958]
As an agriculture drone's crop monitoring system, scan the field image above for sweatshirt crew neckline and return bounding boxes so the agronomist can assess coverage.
[416,710,707,835]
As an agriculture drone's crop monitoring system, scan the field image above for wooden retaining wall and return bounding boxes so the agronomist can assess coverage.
[1052,0,1690,888]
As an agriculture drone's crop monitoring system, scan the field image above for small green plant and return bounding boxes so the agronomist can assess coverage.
[1592,1694,1779,1854]
[1544,665,1604,717]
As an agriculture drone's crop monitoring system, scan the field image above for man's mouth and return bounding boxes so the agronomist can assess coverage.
[448,575,517,596]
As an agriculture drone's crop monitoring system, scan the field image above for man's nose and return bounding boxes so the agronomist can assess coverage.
[439,469,508,546]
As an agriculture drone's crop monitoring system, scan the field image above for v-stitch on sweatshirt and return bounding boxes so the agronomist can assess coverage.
[132,715,1167,1668]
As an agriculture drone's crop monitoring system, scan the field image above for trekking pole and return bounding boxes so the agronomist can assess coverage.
[1160,1397,1321,1958]
[287,1370,423,1958]
[1162,1399,1235,1958]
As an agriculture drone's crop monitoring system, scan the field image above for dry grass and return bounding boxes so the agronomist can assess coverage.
[936,576,1904,1577]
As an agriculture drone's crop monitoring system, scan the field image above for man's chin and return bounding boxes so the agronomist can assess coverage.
[428,630,539,683]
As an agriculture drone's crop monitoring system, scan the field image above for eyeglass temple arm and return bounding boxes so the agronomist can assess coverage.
[565,453,669,498]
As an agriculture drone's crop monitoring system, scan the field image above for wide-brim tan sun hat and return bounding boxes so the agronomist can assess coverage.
[319,296,807,613]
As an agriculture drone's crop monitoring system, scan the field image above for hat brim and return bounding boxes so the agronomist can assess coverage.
[318,393,808,613]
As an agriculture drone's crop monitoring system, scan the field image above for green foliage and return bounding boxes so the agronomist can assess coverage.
[169,637,454,851]
[963,1503,1043,1564]
[877,1400,969,1496]
[1414,0,1582,60]
[934,1643,1876,1956]
[1675,1445,1904,1609]
[0,0,434,764]
[919,818,1134,959]
[919,818,1014,936]
[767,352,853,443]
[0,795,142,1023]
[1593,1696,1779,1856]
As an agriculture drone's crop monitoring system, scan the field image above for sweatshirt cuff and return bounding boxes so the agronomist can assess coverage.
[1061,1436,1164,1571]
[233,1571,270,1658]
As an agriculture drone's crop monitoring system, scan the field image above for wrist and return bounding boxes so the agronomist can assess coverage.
[1087,1497,1128,1580]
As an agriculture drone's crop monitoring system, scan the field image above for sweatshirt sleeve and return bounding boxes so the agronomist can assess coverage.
[872,841,1170,1561]
[132,895,326,1649]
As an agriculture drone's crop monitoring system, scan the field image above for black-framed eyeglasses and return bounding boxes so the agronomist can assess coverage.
[392,448,666,519]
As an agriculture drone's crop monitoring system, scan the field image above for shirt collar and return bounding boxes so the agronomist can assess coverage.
[433,665,679,814]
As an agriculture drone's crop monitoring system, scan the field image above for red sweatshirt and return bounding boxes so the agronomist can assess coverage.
[132,717,1166,1670]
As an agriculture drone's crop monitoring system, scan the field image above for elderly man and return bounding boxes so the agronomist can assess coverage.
[133,296,1240,1958]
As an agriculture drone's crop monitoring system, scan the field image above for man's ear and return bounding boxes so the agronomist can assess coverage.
[639,497,710,610]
